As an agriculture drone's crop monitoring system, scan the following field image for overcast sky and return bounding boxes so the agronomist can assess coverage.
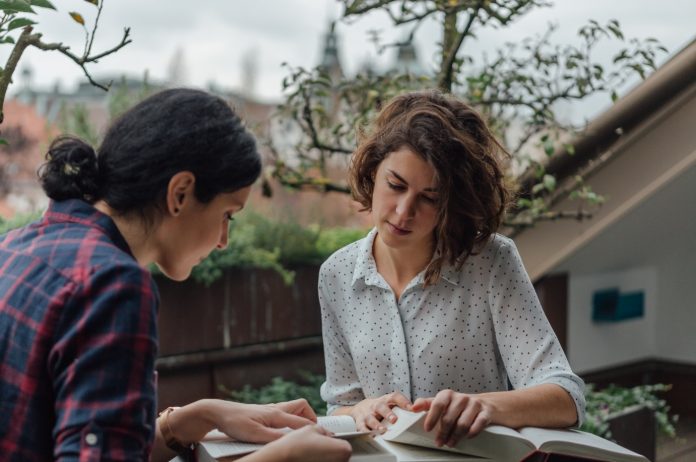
[6,0,696,116]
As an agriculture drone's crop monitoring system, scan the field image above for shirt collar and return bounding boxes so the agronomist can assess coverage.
[351,227,461,287]
[43,199,134,257]
[352,227,380,287]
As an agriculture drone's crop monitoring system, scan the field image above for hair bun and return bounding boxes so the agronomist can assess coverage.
[39,136,101,202]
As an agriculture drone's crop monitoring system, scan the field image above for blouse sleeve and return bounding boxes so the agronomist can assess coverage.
[488,238,586,426]
[318,261,365,415]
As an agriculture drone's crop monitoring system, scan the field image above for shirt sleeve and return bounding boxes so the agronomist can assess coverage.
[48,264,158,461]
[318,262,365,415]
[487,238,586,426]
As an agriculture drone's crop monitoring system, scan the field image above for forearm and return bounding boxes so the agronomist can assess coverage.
[331,406,354,417]
[479,383,578,429]
[150,400,216,462]
[238,445,289,462]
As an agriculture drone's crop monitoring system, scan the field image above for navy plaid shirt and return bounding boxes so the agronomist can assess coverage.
[0,199,159,461]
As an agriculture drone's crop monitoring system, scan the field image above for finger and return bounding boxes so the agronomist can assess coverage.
[411,397,433,412]
[387,392,412,410]
[424,393,451,433]
[446,410,475,446]
[247,424,289,443]
[364,413,385,432]
[437,395,469,447]
[374,402,397,424]
[305,424,333,437]
[274,399,318,422]
[467,409,491,438]
[269,410,316,430]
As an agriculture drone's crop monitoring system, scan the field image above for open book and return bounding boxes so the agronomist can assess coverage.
[380,408,649,462]
[195,415,397,462]
[195,408,648,462]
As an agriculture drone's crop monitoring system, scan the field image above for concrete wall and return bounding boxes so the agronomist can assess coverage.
[566,267,658,372]
[555,160,696,373]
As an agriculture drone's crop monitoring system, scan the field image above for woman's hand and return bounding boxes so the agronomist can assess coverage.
[269,398,318,422]
[252,425,352,462]
[345,392,412,432]
[208,399,318,443]
[411,389,494,447]
[169,399,317,445]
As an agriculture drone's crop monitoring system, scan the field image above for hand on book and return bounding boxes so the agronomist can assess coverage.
[411,389,493,448]
[258,425,352,462]
[213,399,318,443]
[346,391,412,433]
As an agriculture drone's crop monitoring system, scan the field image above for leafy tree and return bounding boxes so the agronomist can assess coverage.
[266,0,667,230]
[0,0,131,127]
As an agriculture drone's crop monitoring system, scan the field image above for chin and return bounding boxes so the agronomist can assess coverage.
[155,263,192,282]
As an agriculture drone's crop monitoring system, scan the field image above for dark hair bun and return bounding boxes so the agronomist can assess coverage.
[39,136,101,202]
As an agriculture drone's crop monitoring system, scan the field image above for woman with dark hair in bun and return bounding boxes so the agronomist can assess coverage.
[0,89,350,462]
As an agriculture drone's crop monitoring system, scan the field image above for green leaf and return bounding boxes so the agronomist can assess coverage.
[83,0,98,5]
[543,174,556,191]
[29,0,55,9]
[0,0,34,13]
[611,90,619,102]
[7,17,35,30]
[69,11,85,26]
[0,138,8,146]
[565,143,576,155]
[543,137,555,156]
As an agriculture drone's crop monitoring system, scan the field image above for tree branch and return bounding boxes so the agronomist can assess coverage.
[29,27,132,91]
[299,86,353,154]
[437,3,480,91]
[0,26,34,124]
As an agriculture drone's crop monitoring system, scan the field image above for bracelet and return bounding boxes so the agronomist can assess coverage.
[158,406,194,460]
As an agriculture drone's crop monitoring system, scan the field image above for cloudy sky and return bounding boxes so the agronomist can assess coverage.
[6,0,696,115]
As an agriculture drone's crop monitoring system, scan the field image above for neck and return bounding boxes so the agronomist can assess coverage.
[373,232,434,286]
[93,201,156,266]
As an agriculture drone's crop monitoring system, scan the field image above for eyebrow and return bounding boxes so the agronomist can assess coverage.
[387,169,438,193]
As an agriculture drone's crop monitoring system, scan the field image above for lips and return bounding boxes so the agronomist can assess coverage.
[387,222,411,235]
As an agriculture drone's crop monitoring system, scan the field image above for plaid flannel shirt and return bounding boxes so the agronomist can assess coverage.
[0,199,159,461]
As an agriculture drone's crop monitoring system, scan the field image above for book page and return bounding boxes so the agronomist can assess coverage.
[318,414,359,434]
[519,427,648,462]
[199,440,263,458]
[376,438,488,461]
[382,408,533,461]
[350,435,398,462]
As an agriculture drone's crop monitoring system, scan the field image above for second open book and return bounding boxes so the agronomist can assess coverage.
[195,408,648,462]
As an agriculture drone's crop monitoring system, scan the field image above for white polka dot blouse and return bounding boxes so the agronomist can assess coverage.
[318,228,585,424]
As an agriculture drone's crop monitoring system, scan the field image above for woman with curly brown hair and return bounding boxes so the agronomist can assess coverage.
[319,90,585,449]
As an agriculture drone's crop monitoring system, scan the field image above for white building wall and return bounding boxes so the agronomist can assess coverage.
[554,159,696,373]
[567,267,657,372]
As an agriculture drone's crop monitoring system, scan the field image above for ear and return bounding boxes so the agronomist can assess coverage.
[166,171,196,216]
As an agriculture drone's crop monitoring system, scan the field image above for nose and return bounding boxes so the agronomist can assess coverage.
[395,193,416,220]
[217,221,229,249]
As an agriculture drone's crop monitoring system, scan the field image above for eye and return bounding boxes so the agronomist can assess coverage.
[421,195,438,205]
[387,181,405,191]
[224,212,235,223]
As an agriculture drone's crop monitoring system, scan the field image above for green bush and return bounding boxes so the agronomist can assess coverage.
[0,210,42,235]
[187,212,367,286]
[223,374,678,439]
[221,371,327,416]
[0,207,367,287]
[581,383,677,439]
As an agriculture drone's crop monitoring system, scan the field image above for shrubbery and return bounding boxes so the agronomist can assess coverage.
[222,372,677,440]
[0,208,367,286]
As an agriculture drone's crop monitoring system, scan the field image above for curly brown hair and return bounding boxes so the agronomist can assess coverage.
[349,90,512,285]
